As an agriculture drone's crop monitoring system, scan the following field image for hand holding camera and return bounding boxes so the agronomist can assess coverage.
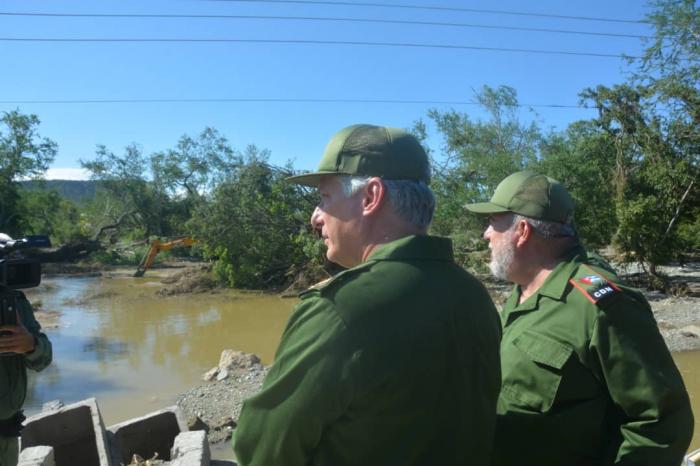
[0,308,35,355]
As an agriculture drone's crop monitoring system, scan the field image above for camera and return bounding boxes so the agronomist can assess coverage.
[0,235,52,290]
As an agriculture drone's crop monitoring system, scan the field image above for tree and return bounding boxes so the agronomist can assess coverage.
[150,127,240,200]
[81,144,174,240]
[0,111,56,234]
[637,0,699,125]
[427,85,542,239]
[188,147,318,289]
[18,189,86,244]
[582,83,698,277]
[639,0,700,253]
[536,121,618,248]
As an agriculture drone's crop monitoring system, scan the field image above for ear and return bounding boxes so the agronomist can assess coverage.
[514,218,533,247]
[361,178,387,216]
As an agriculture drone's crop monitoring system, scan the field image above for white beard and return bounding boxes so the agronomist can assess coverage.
[489,239,515,281]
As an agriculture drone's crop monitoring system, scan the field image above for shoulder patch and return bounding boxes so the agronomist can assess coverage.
[569,267,621,304]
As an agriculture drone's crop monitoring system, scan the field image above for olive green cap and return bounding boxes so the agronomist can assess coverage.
[465,171,575,224]
[286,124,430,187]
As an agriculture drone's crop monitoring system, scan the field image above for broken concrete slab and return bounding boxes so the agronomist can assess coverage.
[107,405,188,465]
[18,446,55,466]
[21,397,111,466]
[170,430,210,466]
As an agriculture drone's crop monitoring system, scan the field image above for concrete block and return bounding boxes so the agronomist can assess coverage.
[170,430,210,466]
[686,447,700,466]
[107,405,188,465]
[18,446,55,466]
[21,397,111,466]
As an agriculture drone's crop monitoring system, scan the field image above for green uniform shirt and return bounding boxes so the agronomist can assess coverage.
[233,235,502,466]
[0,290,53,421]
[494,246,694,466]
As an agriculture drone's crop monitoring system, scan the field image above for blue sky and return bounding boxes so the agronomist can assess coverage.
[0,0,654,179]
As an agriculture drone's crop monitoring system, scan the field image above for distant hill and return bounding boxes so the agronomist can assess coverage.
[21,179,98,204]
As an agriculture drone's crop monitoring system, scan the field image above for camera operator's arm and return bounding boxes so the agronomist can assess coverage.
[0,294,52,370]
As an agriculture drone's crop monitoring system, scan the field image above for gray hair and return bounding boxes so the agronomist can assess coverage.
[511,214,577,239]
[338,176,435,227]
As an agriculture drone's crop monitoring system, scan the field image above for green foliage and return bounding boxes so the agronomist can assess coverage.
[81,144,180,239]
[638,0,699,105]
[18,188,87,244]
[427,85,542,236]
[89,245,146,266]
[151,127,239,200]
[188,148,318,289]
[429,86,541,195]
[677,214,700,249]
[582,81,698,271]
[450,233,490,275]
[535,122,618,247]
[0,111,56,234]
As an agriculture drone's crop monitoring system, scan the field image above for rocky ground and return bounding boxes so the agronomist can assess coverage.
[177,352,269,446]
[627,261,700,352]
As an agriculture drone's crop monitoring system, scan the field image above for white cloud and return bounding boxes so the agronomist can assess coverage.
[44,168,91,181]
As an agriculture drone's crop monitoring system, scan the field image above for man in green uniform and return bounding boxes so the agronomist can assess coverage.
[466,171,694,466]
[0,280,53,465]
[233,124,502,466]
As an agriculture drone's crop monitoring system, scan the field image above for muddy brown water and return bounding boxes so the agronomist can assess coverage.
[23,275,294,425]
[22,275,700,457]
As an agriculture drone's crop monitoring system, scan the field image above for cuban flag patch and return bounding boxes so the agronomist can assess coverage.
[569,271,620,304]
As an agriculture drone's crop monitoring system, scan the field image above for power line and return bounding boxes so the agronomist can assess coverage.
[0,12,650,39]
[207,0,645,24]
[0,37,639,59]
[0,97,592,109]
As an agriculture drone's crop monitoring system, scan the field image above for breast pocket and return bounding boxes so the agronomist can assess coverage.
[500,330,573,413]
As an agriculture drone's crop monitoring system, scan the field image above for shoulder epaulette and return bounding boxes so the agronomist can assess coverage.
[309,277,333,290]
[299,261,375,298]
[569,264,621,304]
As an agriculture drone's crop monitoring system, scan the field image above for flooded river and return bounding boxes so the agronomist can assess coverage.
[23,274,294,426]
[22,274,700,455]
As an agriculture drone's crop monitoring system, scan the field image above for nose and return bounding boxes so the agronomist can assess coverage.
[483,224,493,241]
[310,206,323,232]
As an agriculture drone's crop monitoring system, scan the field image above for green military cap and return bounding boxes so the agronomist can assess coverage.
[286,124,430,187]
[465,170,575,224]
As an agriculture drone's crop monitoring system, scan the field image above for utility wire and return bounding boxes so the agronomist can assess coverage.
[207,0,645,24]
[0,12,650,39]
[0,97,591,109]
[0,37,639,59]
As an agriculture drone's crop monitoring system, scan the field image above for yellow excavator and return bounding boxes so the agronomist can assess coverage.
[133,236,196,277]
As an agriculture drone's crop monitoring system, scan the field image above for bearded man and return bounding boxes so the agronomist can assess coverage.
[467,171,693,466]
[232,124,502,466]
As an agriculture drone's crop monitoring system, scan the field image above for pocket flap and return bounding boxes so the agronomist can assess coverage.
[513,330,572,369]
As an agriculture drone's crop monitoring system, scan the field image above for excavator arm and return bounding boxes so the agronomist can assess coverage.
[133,236,196,277]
